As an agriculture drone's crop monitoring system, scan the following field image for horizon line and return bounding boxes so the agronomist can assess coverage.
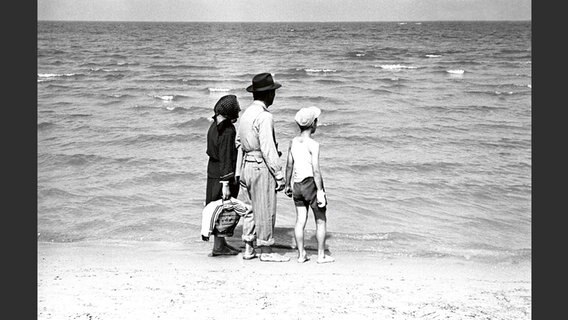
[37,19,531,23]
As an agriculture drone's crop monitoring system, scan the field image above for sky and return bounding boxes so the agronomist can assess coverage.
[38,0,531,22]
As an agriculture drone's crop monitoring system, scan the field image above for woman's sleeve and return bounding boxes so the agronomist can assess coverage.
[218,129,237,181]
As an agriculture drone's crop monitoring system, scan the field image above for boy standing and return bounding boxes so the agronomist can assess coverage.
[284,107,335,264]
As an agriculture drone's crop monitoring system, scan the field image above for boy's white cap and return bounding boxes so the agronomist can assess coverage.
[294,106,321,127]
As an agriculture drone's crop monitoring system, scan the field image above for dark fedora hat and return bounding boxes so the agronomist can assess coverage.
[246,73,282,92]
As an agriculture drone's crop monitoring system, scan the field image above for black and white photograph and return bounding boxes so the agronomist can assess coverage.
[37,1,532,319]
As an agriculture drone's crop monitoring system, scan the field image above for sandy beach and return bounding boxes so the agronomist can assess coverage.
[38,240,531,320]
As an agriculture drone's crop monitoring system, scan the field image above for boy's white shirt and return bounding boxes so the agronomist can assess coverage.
[290,136,327,207]
[290,136,316,183]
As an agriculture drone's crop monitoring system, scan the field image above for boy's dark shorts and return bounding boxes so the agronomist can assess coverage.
[292,177,326,214]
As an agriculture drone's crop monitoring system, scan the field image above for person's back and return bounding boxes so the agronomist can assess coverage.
[289,136,317,183]
[237,100,265,154]
[284,106,334,264]
[235,73,288,262]
[204,94,243,256]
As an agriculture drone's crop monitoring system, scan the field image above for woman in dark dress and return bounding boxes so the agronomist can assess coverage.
[206,94,241,256]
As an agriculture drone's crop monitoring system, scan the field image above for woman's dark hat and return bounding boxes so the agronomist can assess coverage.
[246,73,282,92]
[214,94,240,120]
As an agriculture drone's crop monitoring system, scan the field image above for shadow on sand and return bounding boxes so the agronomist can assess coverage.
[226,226,333,255]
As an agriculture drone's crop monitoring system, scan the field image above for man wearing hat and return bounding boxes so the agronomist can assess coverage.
[236,73,290,262]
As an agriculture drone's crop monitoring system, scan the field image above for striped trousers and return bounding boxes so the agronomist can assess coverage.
[237,159,277,246]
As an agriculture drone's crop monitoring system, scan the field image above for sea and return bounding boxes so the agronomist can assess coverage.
[37,21,531,264]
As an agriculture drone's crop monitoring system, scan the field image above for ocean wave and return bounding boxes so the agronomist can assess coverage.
[376,76,404,82]
[39,152,158,168]
[104,93,134,99]
[129,171,193,185]
[132,104,208,114]
[79,62,100,67]
[480,138,530,149]
[331,231,424,242]
[303,68,338,73]
[88,67,120,72]
[446,60,482,66]
[36,231,89,243]
[313,79,344,85]
[152,94,189,101]
[513,73,531,78]
[422,104,507,113]
[104,73,125,80]
[63,114,92,121]
[154,95,175,101]
[412,247,531,263]
[273,68,334,79]
[38,153,101,167]
[494,91,515,95]
[131,104,161,111]
[207,87,232,92]
[499,48,530,54]
[181,79,209,86]
[465,89,516,96]
[80,61,139,68]
[99,54,128,59]
[374,64,419,70]
[115,61,140,66]
[148,64,217,70]
[284,95,344,105]
[346,51,378,60]
[37,48,66,56]
[175,117,213,129]
[38,73,81,78]
[165,105,189,112]
[112,133,205,146]
[491,83,534,90]
[330,159,463,174]
[372,88,394,94]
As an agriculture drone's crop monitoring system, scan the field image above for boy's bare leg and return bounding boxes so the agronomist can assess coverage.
[294,205,309,263]
[315,214,335,263]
